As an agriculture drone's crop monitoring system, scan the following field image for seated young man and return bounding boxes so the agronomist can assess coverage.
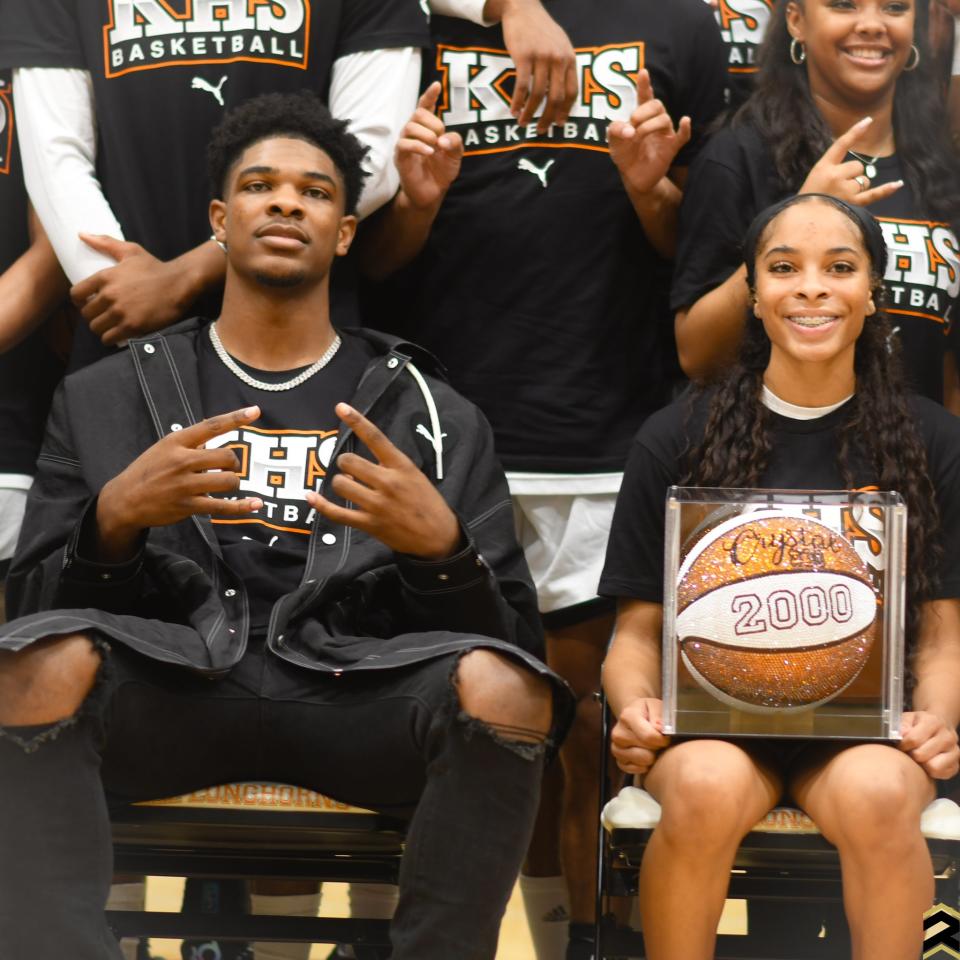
[0,91,571,960]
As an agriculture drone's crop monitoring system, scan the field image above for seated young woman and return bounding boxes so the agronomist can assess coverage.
[600,193,960,960]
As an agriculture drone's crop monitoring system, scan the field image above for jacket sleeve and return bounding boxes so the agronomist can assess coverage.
[5,381,146,619]
[394,398,544,657]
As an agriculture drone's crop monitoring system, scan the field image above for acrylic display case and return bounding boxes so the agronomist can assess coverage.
[661,488,906,740]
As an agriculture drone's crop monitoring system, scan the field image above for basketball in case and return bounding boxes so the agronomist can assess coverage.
[675,510,878,712]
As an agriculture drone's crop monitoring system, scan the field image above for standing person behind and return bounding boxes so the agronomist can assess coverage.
[601,194,960,960]
[673,0,960,409]
[0,68,69,619]
[360,2,726,956]
[705,0,776,108]
[0,0,430,369]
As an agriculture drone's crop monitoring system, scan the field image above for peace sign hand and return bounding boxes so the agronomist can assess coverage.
[800,117,904,206]
[608,70,691,196]
[307,403,461,560]
[96,405,264,562]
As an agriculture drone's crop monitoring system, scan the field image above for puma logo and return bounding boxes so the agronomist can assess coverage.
[517,157,555,188]
[191,75,228,107]
[416,423,448,453]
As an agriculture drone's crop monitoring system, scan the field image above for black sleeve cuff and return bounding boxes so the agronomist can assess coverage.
[396,537,492,594]
[62,497,146,586]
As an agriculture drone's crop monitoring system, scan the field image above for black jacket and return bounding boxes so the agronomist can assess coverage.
[3,320,545,676]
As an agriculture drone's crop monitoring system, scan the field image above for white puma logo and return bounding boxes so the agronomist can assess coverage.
[517,157,555,188]
[416,423,448,452]
[191,75,228,107]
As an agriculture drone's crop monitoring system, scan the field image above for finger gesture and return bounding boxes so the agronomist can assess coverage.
[800,117,904,207]
[900,710,960,780]
[395,82,464,212]
[610,697,671,777]
[96,405,263,561]
[307,403,461,560]
[608,70,691,197]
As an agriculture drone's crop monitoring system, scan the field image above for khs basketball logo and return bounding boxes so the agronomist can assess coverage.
[877,218,960,328]
[103,0,309,79]
[0,73,12,175]
[436,42,643,155]
[206,425,337,536]
[707,0,773,74]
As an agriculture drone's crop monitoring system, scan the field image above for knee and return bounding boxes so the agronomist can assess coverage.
[655,747,764,848]
[0,633,102,726]
[455,649,553,742]
[821,753,926,852]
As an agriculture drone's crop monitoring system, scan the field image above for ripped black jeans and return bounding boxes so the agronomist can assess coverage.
[0,638,555,960]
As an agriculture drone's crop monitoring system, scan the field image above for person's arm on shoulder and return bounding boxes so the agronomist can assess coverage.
[15,68,228,346]
[602,600,671,777]
[432,0,577,132]
[0,204,69,353]
[900,598,960,779]
[13,68,123,283]
[356,82,463,280]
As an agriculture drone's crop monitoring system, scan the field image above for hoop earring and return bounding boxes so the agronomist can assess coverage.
[790,38,806,65]
[903,44,920,71]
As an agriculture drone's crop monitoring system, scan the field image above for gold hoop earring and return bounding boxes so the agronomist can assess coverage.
[903,44,920,72]
[790,38,806,65]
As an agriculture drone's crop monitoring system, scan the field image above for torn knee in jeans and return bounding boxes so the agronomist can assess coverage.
[455,710,549,762]
[449,649,554,762]
[0,637,111,754]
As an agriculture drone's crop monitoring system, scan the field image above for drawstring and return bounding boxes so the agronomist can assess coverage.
[405,361,445,481]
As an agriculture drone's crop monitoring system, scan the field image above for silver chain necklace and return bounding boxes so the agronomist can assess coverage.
[208,322,341,392]
[847,149,880,180]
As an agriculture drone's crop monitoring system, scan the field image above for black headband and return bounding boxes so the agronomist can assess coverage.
[743,193,888,286]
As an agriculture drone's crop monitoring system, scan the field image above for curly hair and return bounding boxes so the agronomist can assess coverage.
[736,0,960,225]
[206,90,369,215]
[682,196,941,661]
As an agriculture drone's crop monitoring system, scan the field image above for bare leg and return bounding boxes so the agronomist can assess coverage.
[544,614,612,926]
[0,632,101,725]
[640,740,783,960]
[790,743,935,960]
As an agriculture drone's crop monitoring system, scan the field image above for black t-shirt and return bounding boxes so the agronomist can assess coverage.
[671,121,960,403]
[599,390,960,603]
[365,0,726,473]
[197,326,373,630]
[0,0,429,367]
[706,0,773,110]
[0,69,65,477]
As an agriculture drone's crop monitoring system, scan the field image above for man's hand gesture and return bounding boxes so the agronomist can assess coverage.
[608,70,691,197]
[96,405,264,562]
[307,403,460,560]
[395,83,464,212]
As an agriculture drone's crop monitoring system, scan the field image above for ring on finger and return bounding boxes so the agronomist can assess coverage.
[855,175,869,192]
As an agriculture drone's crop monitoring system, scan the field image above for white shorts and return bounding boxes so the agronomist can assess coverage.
[0,478,32,563]
[508,472,622,619]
